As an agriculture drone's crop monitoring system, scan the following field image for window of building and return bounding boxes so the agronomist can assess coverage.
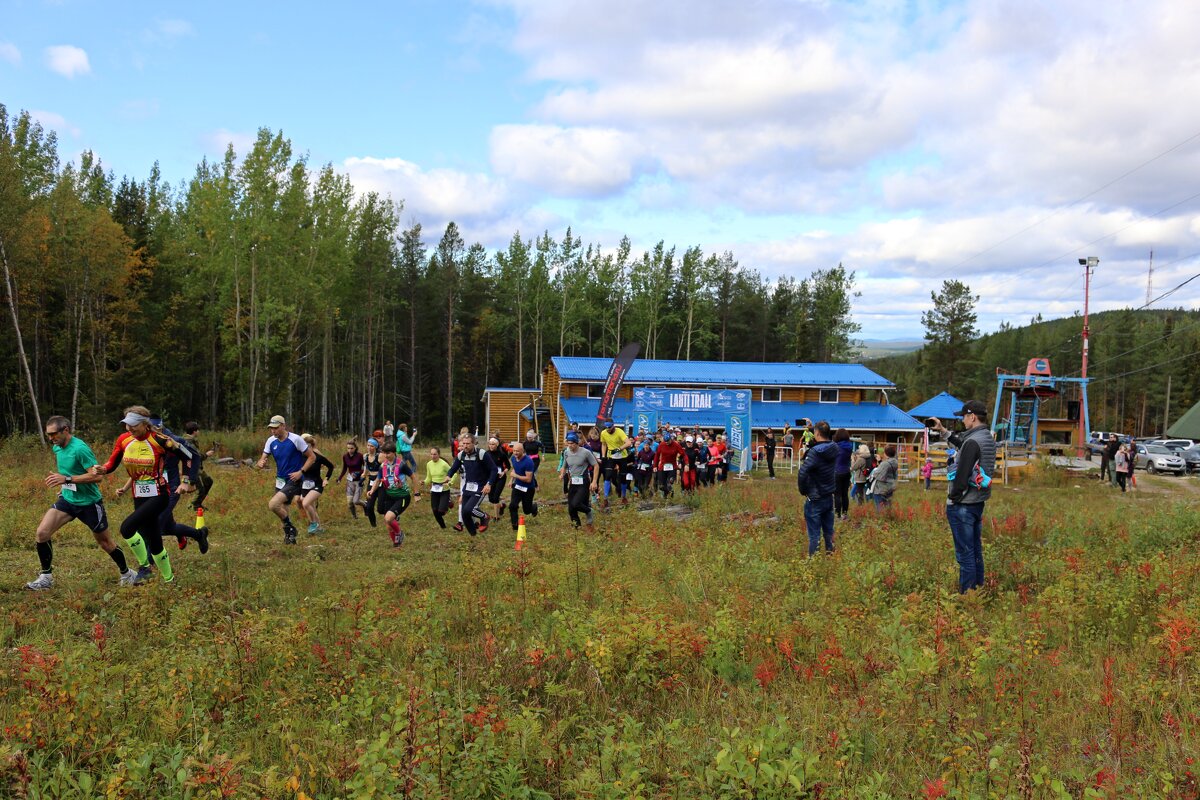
[819,388,839,404]
[587,383,605,399]
[761,388,781,403]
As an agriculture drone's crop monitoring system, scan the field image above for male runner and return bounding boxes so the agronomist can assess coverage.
[254,415,316,544]
[25,416,140,590]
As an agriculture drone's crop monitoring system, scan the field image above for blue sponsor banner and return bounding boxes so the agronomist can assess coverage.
[725,409,753,473]
[633,388,751,414]
[634,411,658,435]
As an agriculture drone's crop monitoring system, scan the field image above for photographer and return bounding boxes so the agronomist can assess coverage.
[929,400,996,594]
[795,420,839,556]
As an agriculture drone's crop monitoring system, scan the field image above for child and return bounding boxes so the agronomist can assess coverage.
[921,458,933,490]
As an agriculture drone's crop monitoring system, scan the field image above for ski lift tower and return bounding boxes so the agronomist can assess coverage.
[991,357,1091,453]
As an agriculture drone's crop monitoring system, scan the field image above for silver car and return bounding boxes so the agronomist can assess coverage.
[1135,444,1186,475]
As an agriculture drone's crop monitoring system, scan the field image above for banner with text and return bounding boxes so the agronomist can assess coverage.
[725,409,753,473]
[632,388,751,415]
[634,411,658,435]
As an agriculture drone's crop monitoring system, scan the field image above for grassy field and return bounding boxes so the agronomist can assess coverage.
[1,434,1199,798]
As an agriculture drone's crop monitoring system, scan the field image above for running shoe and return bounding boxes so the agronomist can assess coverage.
[307,522,319,535]
[350,505,358,519]
[477,521,489,533]
[25,572,54,591]
[119,569,139,586]
[453,522,464,532]
[177,536,189,550]
[394,529,405,547]
[136,565,154,583]
[195,526,210,554]
[284,528,298,545]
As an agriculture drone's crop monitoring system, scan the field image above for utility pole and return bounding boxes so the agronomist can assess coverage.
[1077,257,1098,458]
[1164,374,1171,436]
[1145,250,1154,306]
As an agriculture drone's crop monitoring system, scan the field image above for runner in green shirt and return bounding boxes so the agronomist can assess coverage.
[25,415,140,590]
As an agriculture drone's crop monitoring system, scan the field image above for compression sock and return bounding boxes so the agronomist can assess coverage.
[125,533,149,567]
[36,541,53,573]
[109,548,129,573]
[387,519,401,545]
[152,549,174,582]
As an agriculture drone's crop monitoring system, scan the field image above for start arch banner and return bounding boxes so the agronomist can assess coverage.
[632,388,751,414]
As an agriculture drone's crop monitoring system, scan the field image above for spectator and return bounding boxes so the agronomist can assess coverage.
[833,429,853,520]
[921,457,934,490]
[870,444,899,510]
[931,400,997,594]
[795,421,839,556]
[1103,435,1120,487]
[1114,442,1130,492]
[851,444,871,504]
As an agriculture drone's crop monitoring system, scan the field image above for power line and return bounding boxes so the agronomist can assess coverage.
[935,128,1200,278]
[1089,349,1200,385]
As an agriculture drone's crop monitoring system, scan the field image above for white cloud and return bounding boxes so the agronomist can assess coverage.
[342,156,510,221]
[0,42,20,65]
[490,125,646,196]
[204,128,256,157]
[29,110,81,138]
[44,45,90,78]
[156,19,193,38]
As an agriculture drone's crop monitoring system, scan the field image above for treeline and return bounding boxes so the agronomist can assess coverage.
[872,308,1200,436]
[0,106,861,439]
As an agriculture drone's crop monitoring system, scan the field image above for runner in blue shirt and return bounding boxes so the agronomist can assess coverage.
[254,415,316,544]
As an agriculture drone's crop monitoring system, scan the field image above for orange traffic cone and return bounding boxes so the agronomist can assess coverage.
[195,506,206,529]
[515,515,526,550]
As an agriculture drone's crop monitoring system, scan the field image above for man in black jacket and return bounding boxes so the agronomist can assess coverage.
[930,400,997,593]
[796,420,839,556]
[1102,435,1120,486]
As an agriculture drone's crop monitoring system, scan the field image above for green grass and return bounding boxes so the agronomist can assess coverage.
[1,434,1199,798]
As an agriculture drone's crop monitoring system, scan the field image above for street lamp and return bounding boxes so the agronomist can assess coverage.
[1076,257,1098,459]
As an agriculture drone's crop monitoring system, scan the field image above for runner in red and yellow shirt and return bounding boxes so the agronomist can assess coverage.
[92,405,188,583]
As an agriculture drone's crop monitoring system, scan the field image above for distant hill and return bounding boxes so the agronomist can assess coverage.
[857,338,924,358]
[864,308,1200,435]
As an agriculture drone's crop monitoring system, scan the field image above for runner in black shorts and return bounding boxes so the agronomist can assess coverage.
[255,415,316,544]
[25,416,140,590]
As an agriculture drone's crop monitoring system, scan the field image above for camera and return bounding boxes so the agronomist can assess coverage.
[925,417,939,428]
[794,417,812,427]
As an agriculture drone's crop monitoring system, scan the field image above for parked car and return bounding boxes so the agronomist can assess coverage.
[1087,432,1126,455]
[1134,444,1186,475]
[1178,445,1200,474]
[1148,438,1196,452]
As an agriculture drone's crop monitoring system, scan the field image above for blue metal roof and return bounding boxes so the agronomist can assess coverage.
[906,392,965,420]
[560,398,923,431]
[550,357,894,387]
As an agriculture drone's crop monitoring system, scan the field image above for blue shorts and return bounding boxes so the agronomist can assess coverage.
[52,497,109,534]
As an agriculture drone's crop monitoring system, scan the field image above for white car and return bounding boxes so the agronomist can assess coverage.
[1134,444,1186,475]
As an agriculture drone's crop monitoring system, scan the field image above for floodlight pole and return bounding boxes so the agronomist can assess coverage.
[1077,256,1098,458]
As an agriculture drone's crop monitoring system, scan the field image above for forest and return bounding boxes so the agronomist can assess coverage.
[0,105,860,439]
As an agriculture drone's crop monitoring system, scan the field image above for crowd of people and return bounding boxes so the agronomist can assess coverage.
[26,404,994,596]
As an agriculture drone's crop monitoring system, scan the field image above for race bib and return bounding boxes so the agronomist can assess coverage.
[302,479,316,491]
[350,472,361,481]
[430,483,445,493]
[663,463,674,472]
[465,481,479,493]
[62,482,78,493]
[625,473,633,482]
[275,477,285,490]
[571,475,584,485]
[638,463,650,471]
[134,480,159,498]
[515,483,528,492]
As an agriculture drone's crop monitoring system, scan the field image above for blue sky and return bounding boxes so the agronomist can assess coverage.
[4,0,1200,339]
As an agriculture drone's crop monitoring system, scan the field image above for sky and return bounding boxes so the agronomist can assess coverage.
[4,0,1200,340]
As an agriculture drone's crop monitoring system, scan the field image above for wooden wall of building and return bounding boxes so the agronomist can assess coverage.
[485,392,535,445]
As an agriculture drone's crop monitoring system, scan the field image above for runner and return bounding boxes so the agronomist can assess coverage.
[361,438,382,527]
[148,417,209,555]
[366,442,416,546]
[298,433,334,535]
[24,416,140,590]
[419,446,455,528]
[599,420,631,507]
[523,429,542,472]
[446,434,498,536]
[91,406,188,583]
[508,441,538,530]
[681,434,703,493]
[335,439,366,519]
[654,431,686,498]
[181,421,215,509]
[397,423,418,471]
[253,415,316,545]
[634,438,656,496]
[560,432,599,529]
[383,420,395,445]
[485,437,510,520]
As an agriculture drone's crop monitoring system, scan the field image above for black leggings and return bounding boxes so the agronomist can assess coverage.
[766,448,776,478]
[160,491,200,540]
[658,469,676,497]
[834,472,851,517]
[488,474,508,504]
[567,482,591,525]
[192,470,214,509]
[430,489,451,528]
[123,493,169,556]
[635,466,653,495]
[509,484,536,529]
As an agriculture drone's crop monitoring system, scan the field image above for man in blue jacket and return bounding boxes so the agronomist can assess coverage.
[796,420,839,555]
